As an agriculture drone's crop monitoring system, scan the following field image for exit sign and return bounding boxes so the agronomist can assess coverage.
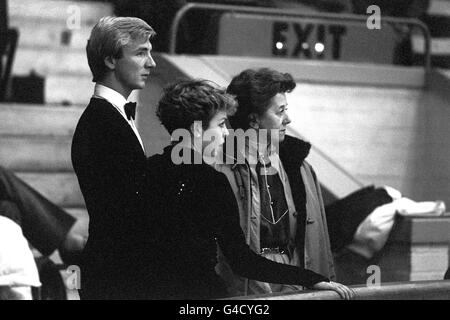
[218,13,398,64]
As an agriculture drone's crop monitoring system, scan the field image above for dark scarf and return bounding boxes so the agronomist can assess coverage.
[279,135,312,268]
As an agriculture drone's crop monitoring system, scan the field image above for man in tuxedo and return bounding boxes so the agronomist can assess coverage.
[71,16,156,299]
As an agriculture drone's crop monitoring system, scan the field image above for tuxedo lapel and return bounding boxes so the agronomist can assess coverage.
[91,98,145,157]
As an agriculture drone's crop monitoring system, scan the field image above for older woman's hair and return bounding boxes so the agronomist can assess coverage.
[227,68,296,130]
[157,79,237,135]
[86,16,156,82]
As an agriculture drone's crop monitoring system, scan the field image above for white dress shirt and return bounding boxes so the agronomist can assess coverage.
[93,84,145,152]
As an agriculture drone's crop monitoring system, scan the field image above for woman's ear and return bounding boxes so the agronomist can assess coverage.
[104,56,116,71]
[248,113,260,129]
[190,121,203,138]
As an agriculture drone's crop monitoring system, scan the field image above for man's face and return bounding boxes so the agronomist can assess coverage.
[256,92,291,146]
[114,37,155,92]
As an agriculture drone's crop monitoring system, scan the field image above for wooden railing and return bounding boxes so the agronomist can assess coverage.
[232,280,450,300]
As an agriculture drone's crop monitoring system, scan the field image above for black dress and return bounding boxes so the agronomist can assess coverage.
[145,145,328,299]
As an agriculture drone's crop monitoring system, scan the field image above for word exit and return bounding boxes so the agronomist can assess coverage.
[272,22,347,59]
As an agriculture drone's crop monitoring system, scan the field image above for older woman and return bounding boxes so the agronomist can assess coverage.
[145,79,354,300]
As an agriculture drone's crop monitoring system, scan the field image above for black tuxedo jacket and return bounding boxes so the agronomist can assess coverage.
[71,97,151,299]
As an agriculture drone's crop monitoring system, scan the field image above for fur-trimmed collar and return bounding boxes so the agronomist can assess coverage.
[279,135,311,168]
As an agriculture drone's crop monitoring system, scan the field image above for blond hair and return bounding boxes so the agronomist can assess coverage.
[86,16,155,82]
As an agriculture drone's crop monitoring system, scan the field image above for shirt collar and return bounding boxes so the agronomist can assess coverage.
[93,84,129,114]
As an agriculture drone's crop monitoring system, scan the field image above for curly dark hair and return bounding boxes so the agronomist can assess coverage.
[157,79,237,135]
[227,68,296,130]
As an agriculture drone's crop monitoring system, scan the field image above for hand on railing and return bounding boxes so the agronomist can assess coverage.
[312,281,356,300]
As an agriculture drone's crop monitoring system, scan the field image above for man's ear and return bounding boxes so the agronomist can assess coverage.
[190,121,203,138]
[104,56,116,71]
[248,113,260,129]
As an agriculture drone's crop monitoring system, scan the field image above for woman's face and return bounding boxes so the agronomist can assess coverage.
[256,93,291,147]
[202,111,229,157]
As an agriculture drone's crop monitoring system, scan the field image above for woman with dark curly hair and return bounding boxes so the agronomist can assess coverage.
[144,79,355,300]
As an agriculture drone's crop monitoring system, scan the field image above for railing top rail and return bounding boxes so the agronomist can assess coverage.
[169,2,431,72]
[228,280,450,300]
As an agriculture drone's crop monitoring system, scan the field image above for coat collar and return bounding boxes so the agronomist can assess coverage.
[279,135,311,168]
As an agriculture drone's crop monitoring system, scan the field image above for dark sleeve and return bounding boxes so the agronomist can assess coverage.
[94,122,146,194]
[207,172,329,288]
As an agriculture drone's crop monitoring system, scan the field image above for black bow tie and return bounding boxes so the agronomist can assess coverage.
[124,102,137,120]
